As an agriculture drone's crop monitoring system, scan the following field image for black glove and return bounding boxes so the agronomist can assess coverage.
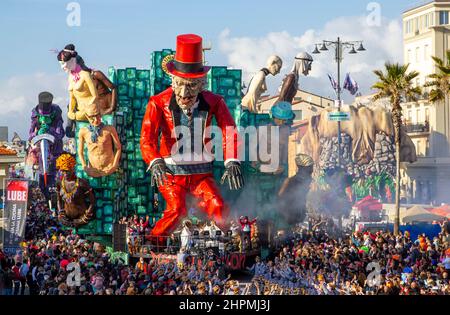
[148,159,174,187]
[220,161,244,190]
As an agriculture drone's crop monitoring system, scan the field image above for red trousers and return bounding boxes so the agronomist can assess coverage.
[151,173,229,236]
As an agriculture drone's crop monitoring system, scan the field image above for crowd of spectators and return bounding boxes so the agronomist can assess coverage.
[247,226,450,295]
[1,186,450,295]
[24,187,59,242]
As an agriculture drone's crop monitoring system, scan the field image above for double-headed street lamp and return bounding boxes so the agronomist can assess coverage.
[312,37,366,167]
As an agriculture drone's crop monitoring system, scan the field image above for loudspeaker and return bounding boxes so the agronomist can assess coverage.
[113,223,127,252]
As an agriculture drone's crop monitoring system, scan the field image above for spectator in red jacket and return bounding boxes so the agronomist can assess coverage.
[12,262,21,295]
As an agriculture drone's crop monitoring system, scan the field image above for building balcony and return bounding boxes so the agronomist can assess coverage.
[405,122,430,134]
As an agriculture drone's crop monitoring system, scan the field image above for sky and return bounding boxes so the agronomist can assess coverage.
[0,0,421,139]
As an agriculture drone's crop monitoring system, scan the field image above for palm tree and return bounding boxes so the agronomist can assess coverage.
[372,63,421,235]
[424,51,450,138]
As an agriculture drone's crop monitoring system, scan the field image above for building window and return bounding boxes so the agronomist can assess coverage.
[416,47,420,62]
[417,140,422,156]
[408,110,412,123]
[425,108,430,122]
[416,109,421,123]
[424,14,429,28]
[424,44,429,60]
[405,20,412,34]
[439,11,449,25]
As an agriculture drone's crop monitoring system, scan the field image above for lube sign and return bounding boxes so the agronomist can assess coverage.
[3,179,29,255]
[328,111,351,122]
[7,190,28,202]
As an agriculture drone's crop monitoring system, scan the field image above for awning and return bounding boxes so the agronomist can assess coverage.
[402,205,446,224]
[429,204,450,218]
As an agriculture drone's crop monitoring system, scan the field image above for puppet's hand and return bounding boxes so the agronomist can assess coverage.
[149,159,174,187]
[220,161,244,190]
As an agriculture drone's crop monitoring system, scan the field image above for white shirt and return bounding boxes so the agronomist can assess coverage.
[180,227,192,249]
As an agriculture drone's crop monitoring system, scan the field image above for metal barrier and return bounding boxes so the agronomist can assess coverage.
[128,232,238,256]
[127,234,180,256]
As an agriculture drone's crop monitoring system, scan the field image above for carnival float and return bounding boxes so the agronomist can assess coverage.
[22,33,417,267]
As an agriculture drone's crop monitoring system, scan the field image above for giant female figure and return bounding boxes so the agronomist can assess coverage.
[57,44,117,136]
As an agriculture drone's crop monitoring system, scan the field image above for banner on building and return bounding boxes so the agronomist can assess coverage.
[2,179,29,255]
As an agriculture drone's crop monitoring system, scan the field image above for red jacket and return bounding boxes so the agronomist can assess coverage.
[12,265,21,281]
[140,87,240,166]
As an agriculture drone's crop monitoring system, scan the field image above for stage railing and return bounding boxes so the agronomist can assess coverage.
[127,232,239,256]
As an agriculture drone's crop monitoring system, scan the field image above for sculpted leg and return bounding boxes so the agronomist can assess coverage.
[192,175,229,228]
[151,177,187,236]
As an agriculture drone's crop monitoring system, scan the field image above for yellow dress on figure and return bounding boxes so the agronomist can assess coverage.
[67,70,98,121]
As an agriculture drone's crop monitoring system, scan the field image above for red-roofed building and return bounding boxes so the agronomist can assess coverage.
[0,146,17,156]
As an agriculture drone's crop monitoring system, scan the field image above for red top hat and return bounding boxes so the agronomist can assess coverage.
[166,34,210,79]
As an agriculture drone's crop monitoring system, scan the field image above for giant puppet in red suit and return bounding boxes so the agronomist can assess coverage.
[140,34,244,237]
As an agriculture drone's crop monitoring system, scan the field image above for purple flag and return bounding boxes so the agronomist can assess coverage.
[327,73,339,92]
[343,73,359,95]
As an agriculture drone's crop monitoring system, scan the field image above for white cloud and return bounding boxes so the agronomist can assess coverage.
[218,15,403,103]
[0,72,68,140]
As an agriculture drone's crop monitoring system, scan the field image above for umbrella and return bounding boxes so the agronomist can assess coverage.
[429,204,450,218]
[402,205,445,224]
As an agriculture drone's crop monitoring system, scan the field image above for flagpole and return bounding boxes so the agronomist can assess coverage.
[313,37,365,170]
[336,37,342,168]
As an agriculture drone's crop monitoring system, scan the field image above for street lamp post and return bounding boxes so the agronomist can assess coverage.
[313,37,366,167]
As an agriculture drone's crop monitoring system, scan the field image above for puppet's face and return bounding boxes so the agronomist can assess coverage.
[266,56,283,76]
[86,113,102,127]
[268,62,282,76]
[171,76,205,110]
[62,169,75,180]
[59,57,77,73]
[296,58,312,76]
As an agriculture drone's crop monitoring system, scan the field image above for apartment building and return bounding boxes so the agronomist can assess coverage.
[402,0,450,204]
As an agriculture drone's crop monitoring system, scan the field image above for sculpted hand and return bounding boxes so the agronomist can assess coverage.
[85,166,104,178]
[149,159,174,187]
[220,161,244,190]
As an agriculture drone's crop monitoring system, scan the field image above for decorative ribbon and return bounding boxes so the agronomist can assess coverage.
[173,60,205,74]
[88,123,104,143]
[71,64,82,83]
